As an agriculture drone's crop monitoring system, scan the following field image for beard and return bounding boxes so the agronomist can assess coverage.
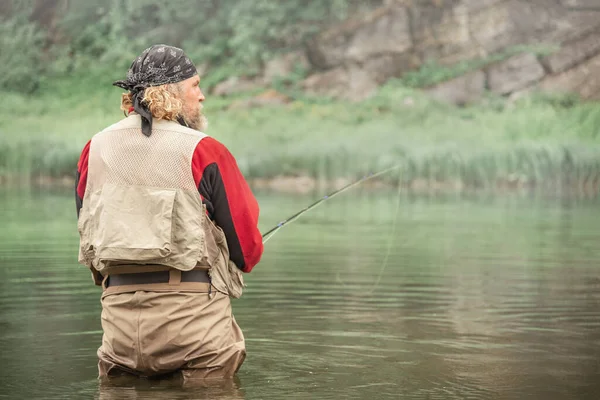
[182,103,208,132]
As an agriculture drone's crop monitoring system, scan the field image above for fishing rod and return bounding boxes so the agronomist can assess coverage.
[261,164,402,244]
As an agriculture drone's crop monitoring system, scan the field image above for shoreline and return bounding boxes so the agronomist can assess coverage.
[2,174,598,197]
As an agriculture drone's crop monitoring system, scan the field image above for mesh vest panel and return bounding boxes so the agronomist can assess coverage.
[79,116,211,273]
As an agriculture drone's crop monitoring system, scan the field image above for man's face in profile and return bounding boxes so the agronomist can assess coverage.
[179,74,208,132]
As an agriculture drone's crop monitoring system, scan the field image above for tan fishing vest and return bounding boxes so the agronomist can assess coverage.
[77,115,245,298]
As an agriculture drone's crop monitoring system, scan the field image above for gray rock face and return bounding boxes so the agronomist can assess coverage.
[299,0,600,102]
[560,0,600,9]
[212,77,261,96]
[301,67,350,99]
[542,31,600,74]
[460,0,507,13]
[467,0,516,55]
[541,53,600,100]
[306,5,412,71]
[346,7,412,62]
[410,1,477,65]
[426,70,486,106]
[301,64,380,102]
[263,51,309,83]
[488,53,546,95]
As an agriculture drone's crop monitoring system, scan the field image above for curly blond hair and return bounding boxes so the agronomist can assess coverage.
[120,83,184,121]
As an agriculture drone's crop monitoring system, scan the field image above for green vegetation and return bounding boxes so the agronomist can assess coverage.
[2,71,600,192]
[1,0,599,192]
[0,0,378,93]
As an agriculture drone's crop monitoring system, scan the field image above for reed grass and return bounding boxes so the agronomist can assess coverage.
[2,74,600,192]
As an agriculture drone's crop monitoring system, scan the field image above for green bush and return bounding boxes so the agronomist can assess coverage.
[0,16,45,93]
[7,0,379,92]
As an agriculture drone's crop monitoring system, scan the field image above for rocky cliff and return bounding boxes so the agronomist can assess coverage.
[295,0,600,103]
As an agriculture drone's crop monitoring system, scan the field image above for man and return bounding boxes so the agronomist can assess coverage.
[75,44,264,382]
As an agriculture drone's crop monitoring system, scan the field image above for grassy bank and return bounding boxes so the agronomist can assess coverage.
[2,69,600,193]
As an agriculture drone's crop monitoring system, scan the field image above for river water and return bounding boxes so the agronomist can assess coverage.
[0,187,599,399]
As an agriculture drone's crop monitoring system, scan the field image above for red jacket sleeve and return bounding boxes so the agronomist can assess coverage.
[75,140,103,286]
[191,137,263,272]
[75,140,91,217]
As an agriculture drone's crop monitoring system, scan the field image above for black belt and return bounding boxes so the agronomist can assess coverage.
[105,269,210,288]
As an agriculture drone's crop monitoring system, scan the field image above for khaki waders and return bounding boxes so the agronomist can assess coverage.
[97,269,246,381]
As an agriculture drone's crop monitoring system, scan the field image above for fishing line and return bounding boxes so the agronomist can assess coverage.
[260,164,405,295]
[334,167,404,295]
[261,164,403,244]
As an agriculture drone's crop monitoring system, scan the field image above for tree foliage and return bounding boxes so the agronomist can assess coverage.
[0,5,45,93]
[0,0,382,92]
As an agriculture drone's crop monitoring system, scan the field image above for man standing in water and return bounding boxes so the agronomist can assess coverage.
[75,44,264,381]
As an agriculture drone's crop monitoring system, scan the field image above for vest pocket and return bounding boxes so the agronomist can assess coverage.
[94,184,176,264]
[204,218,246,298]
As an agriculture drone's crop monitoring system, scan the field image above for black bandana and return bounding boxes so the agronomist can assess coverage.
[112,44,197,137]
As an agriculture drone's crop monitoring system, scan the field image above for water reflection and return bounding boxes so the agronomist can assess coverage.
[97,375,245,400]
[1,188,599,399]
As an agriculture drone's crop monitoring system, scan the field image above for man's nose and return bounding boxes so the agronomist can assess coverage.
[198,89,205,102]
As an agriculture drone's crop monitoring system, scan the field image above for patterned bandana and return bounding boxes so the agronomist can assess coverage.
[112,44,197,137]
